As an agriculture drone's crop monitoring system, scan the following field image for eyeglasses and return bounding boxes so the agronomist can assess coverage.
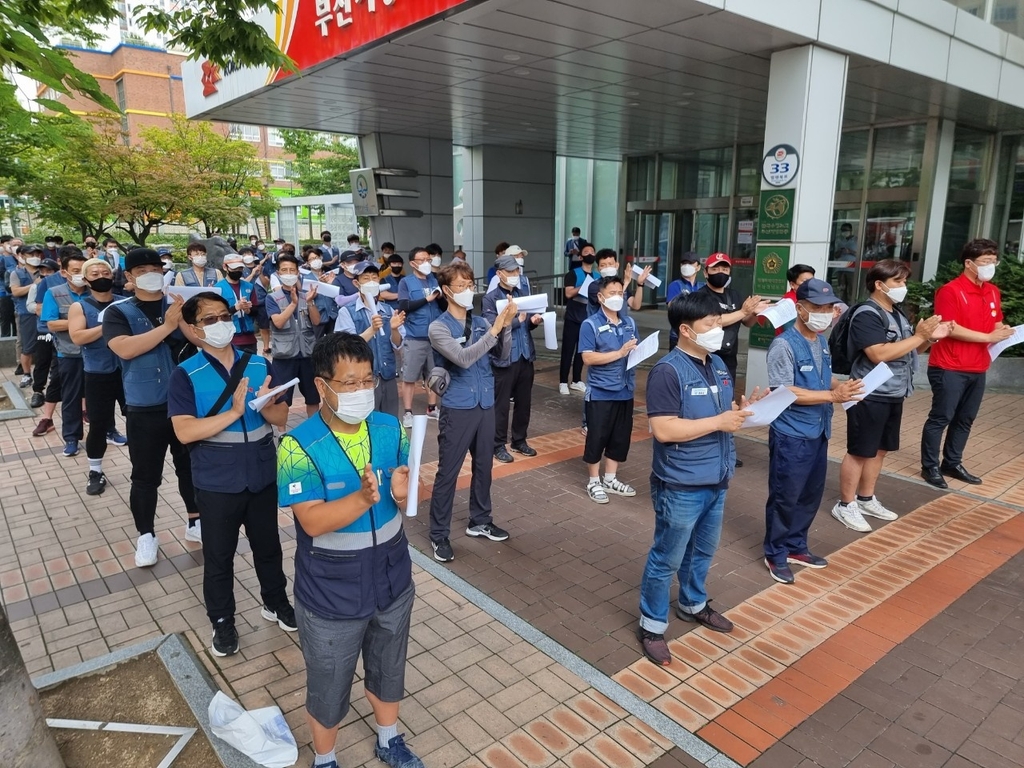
[324,376,379,393]
[195,313,233,327]
[449,283,474,292]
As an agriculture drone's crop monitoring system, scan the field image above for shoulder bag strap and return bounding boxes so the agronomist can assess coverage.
[205,351,253,418]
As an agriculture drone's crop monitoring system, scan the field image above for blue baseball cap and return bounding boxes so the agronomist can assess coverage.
[796,278,842,304]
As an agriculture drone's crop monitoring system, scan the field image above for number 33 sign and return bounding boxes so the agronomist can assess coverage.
[762,144,800,187]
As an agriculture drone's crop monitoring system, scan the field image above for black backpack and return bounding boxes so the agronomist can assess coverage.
[828,301,892,375]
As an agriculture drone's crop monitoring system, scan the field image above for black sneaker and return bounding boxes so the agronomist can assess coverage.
[432,538,454,562]
[494,447,514,464]
[466,523,509,541]
[764,558,796,584]
[261,603,298,632]
[14,364,23,376]
[211,619,238,657]
[86,471,107,496]
[29,392,44,408]
[510,441,537,457]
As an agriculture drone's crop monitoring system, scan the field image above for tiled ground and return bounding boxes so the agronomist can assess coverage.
[1,330,1023,768]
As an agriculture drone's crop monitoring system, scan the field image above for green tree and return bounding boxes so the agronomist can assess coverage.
[279,129,361,195]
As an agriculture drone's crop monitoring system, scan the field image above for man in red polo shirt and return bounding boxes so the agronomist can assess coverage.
[921,239,1014,488]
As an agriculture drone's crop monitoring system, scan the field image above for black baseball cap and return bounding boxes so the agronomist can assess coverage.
[796,278,842,304]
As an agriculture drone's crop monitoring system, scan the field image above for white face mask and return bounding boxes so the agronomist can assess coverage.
[883,284,908,303]
[449,288,475,309]
[804,311,833,333]
[46,242,56,249]
[974,262,996,282]
[360,281,381,298]
[106,247,119,256]
[502,273,521,289]
[602,294,624,312]
[415,261,432,276]
[162,260,173,271]
[134,272,165,292]
[242,256,255,265]
[599,266,618,278]
[201,320,235,349]
[688,325,725,353]
[191,256,207,267]
[329,385,375,425]
[278,273,299,286]
[430,256,442,268]
[308,259,322,271]
[26,257,41,267]
[515,257,525,267]
[70,274,87,288]
[681,264,698,278]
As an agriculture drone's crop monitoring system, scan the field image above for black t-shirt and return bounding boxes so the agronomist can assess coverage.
[103,298,188,409]
[698,285,744,362]
[849,303,903,402]
[564,267,593,324]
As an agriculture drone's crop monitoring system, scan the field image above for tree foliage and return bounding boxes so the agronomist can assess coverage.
[279,129,361,196]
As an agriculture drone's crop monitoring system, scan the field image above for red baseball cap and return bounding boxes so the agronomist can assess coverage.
[705,253,731,268]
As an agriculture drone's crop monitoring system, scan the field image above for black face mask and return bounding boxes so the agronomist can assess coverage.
[323,236,331,243]
[707,273,731,289]
[582,254,596,265]
[87,277,114,293]
[390,265,402,274]
[226,269,244,281]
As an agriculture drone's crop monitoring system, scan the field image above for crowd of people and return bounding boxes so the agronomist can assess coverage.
[0,229,1012,766]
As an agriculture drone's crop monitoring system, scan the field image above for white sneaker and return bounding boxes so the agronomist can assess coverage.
[134,533,159,567]
[603,478,637,497]
[831,501,872,533]
[857,496,898,521]
[587,481,609,504]
[559,383,570,395]
[570,381,587,393]
[185,520,202,543]
[402,411,413,428]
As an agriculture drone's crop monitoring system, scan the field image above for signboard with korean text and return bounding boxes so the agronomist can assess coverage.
[350,168,380,216]
[748,321,776,350]
[762,144,800,187]
[756,188,794,242]
[754,245,790,297]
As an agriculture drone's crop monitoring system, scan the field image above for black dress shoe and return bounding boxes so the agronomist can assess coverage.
[510,441,537,457]
[921,467,948,489]
[494,448,514,464]
[941,463,982,485]
[29,392,44,409]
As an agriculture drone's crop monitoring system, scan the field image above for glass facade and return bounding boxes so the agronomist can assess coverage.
[944,0,1024,39]
[991,134,1024,260]
[554,155,622,272]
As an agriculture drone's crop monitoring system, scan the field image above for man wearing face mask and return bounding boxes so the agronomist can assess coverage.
[319,230,340,271]
[587,249,651,318]
[333,251,364,298]
[104,248,201,565]
[578,276,639,504]
[170,292,294,657]
[666,252,705,347]
[427,262,516,563]
[398,247,444,427]
[213,254,260,353]
[484,255,543,464]
[560,242,596,396]
[380,250,403,310]
[238,246,260,279]
[486,245,531,294]
[41,249,91,456]
[637,292,757,665]
[266,254,322,417]
[921,239,1012,489]
[835,261,951,531]
[44,235,62,261]
[336,262,405,418]
[67,258,129,495]
[425,243,444,271]
[10,245,41,391]
[764,279,864,583]
[176,243,222,287]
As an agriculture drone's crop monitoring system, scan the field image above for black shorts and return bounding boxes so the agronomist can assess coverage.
[272,357,320,407]
[846,398,903,458]
[583,398,634,464]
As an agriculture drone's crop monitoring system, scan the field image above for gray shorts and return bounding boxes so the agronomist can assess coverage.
[296,583,415,729]
[18,315,37,356]
[402,337,433,384]
[375,376,400,419]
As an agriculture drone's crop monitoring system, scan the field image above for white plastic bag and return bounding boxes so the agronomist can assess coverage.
[208,691,298,768]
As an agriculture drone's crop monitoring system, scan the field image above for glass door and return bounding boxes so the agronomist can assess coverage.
[634,211,673,303]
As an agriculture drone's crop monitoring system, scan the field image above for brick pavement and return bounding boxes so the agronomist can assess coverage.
[1,349,1022,768]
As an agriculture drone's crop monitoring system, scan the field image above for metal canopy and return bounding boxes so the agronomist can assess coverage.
[196,0,1024,159]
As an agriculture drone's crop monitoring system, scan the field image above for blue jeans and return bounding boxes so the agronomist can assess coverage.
[639,481,727,634]
[764,429,827,564]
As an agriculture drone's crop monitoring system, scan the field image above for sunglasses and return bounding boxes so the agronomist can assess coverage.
[195,313,233,327]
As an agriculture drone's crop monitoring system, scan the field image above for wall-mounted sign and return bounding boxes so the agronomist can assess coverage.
[762,144,799,187]
[754,244,790,297]
[350,168,380,216]
[756,188,794,242]
[740,195,755,207]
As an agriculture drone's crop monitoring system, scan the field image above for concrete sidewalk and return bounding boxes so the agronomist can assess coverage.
[1,352,1022,768]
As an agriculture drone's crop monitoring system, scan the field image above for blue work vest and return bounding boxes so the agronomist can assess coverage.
[650,349,736,488]
[286,412,412,620]
[771,328,833,440]
[400,274,440,339]
[48,283,85,358]
[344,301,398,381]
[582,312,637,400]
[213,279,256,336]
[178,350,275,493]
[180,267,219,287]
[111,300,177,407]
[81,298,119,374]
[571,266,590,304]
[432,312,495,410]
[13,267,34,315]
[485,286,535,368]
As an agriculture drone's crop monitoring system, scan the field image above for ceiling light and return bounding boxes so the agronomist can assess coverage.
[680,91,695,97]
[503,54,521,62]
[626,90,640,96]
[514,69,530,76]
[526,127,537,132]
[455,57,472,65]
[629,101,640,107]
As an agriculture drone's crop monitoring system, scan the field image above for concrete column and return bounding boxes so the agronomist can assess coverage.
[922,120,956,281]
[747,45,849,395]
[461,145,555,279]
[357,133,453,256]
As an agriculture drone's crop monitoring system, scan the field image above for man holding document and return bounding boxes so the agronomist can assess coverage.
[764,278,864,584]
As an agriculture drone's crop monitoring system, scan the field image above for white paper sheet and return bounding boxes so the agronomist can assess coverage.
[741,386,797,428]
[843,362,893,410]
[364,293,386,336]
[757,298,797,328]
[166,285,208,301]
[579,274,595,299]
[631,264,662,288]
[163,270,175,288]
[247,378,299,412]
[626,330,660,370]
[304,279,340,298]
[541,311,558,350]
[96,296,133,323]
[405,414,429,517]
[988,324,1024,361]
[495,292,549,314]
